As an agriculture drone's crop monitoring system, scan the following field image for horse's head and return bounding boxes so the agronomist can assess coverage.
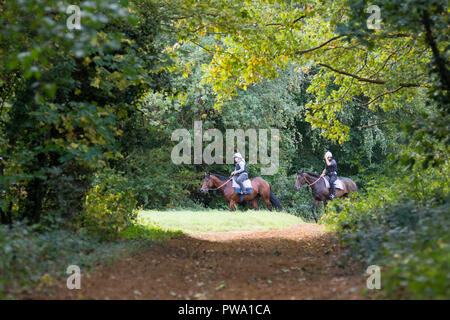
[200,173,213,193]
[294,170,306,190]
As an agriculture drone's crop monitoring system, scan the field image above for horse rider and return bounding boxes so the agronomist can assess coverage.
[230,152,248,194]
[320,151,337,199]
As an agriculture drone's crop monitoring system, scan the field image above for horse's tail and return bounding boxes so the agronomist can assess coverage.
[269,185,283,211]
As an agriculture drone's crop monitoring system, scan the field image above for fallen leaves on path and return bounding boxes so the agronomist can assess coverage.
[32,224,368,300]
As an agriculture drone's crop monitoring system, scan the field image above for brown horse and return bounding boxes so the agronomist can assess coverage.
[294,170,358,222]
[200,173,282,211]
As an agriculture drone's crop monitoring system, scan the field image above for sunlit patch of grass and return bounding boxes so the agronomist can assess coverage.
[139,209,304,234]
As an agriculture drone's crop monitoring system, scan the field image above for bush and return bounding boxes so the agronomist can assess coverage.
[322,167,450,299]
[80,185,138,240]
[383,232,450,299]
[115,147,200,209]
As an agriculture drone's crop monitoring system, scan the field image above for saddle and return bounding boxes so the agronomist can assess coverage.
[323,176,345,190]
[232,177,253,195]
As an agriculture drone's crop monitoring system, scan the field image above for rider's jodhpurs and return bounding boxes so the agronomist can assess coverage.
[328,174,337,196]
[235,173,248,192]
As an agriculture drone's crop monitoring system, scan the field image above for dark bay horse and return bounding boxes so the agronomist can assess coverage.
[201,173,282,211]
[294,170,358,222]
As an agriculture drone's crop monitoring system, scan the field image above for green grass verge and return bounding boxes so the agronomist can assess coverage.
[139,209,304,234]
[120,223,183,240]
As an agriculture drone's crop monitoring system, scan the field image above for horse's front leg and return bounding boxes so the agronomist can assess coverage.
[229,199,236,211]
[311,200,319,223]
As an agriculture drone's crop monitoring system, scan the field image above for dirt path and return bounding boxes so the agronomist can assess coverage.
[36,224,368,299]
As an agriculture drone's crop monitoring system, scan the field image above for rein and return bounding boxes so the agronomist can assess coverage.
[207,177,232,191]
[305,174,322,187]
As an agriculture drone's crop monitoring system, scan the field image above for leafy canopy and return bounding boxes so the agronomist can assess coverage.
[159,0,446,143]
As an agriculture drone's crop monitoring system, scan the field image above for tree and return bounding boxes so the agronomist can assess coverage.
[0,0,167,223]
[159,0,446,143]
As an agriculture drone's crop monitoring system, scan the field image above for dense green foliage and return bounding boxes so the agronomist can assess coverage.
[0,0,448,299]
[323,157,449,298]
[0,0,169,224]
[0,0,416,223]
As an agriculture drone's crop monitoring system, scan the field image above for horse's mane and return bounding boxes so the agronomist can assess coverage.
[210,173,229,181]
[303,171,320,178]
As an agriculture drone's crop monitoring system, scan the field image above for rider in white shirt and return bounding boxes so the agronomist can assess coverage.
[231,152,248,194]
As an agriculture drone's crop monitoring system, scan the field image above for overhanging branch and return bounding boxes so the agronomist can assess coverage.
[359,120,399,129]
[296,35,345,55]
[318,63,423,87]
[358,86,409,108]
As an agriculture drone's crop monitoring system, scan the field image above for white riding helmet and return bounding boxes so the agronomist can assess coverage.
[325,151,332,159]
[234,152,243,160]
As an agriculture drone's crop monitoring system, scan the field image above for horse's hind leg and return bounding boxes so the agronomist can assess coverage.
[259,185,272,211]
[252,199,259,210]
[262,194,272,211]
[311,200,319,223]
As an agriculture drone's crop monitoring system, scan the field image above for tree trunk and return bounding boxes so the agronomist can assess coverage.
[25,177,44,224]
[422,10,450,93]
